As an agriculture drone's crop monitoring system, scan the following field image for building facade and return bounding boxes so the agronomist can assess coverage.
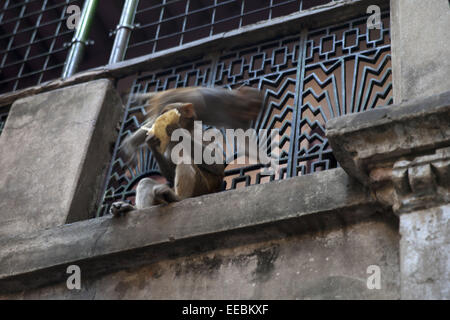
[0,0,449,299]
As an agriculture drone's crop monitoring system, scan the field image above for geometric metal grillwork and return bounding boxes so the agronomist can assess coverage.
[99,12,393,215]
[0,0,80,94]
[98,10,393,216]
[293,10,392,176]
[214,33,302,188]
[125,0,334,59]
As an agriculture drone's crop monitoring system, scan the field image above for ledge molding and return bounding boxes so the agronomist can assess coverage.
[0,168,380,293]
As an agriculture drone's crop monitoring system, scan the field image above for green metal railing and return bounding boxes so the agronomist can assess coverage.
[109,0,139,64]
[1,0,339,92]
[61,0,98,78]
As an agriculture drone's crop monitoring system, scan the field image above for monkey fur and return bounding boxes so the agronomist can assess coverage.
[110,86,263,216]
[142,108,181,153]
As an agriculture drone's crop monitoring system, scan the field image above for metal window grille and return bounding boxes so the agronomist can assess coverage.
[125,0,335,59]
[0,0,81,95]
[0,107,9,135]
[0,0,341,96]
[97,10,393,216]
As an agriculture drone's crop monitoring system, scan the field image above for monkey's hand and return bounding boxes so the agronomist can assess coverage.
[145,108,181,153]
[145,133,161,152]
[165,122,181,137]
[153,184,181,204]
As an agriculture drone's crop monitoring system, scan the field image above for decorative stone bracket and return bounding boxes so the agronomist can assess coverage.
[327,91,450,215]
[327,91,450,299]
[388,148,450,214]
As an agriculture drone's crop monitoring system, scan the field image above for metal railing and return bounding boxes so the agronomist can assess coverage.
[0,107,9,135]
[125,0,334,59]
[0,0,80,94]
[0,0,337,95]
[61,0,97,78]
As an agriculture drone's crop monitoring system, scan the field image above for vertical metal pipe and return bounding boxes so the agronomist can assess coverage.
[109,0,139,64]
[62,0,98,79]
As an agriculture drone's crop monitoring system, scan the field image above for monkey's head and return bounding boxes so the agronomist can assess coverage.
[161,102,197,130]
[160,102,195,117]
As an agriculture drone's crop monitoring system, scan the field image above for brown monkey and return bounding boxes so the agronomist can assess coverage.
[118,86,263,165]
[110,87,263,216]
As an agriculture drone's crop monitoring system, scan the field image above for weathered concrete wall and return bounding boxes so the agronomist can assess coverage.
[0,168,379,292]
[0,79,122,238]
[2,91,447,300]
[0,168,400,299]
[0,1,448,300]
[400,205,450,300]
[391,0,450,103]
[2,212,400,300]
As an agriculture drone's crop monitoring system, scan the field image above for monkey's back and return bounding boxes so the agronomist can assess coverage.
[146,87,263,130]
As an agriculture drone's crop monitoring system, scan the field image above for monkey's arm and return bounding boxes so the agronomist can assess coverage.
[146,134,177,185]
[119,129,148,165]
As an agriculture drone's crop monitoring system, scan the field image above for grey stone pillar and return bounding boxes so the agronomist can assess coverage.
[327,91,450,299]
[391,0,450,103]
[0,79,123,238]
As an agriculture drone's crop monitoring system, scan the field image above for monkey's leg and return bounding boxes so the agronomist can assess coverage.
[111,178,180,217]
[174,163,223,199]
[111,178,159,217]
[135,178,159,209]
[136,177,180,208]
[152,183,181,204]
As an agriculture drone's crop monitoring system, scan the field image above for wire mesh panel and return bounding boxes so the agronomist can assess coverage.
[125,0,334,59]
[0,107,9,135]
[0,0,80,94]
[293,12,392,176]
[98,10,393,216]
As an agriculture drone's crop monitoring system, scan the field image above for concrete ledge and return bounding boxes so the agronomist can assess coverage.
[0,168,381,293]
[326,91,450,185]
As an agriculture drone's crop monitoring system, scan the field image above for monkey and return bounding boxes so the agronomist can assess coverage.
[118,86,263,165]
[110,86,263,216]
